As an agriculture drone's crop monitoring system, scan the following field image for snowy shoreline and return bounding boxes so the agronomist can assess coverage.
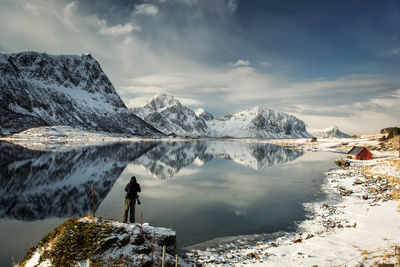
[189,137,400,266]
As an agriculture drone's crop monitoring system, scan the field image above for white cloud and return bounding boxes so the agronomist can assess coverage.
[133,4,159,15]
[257,61,271,67]
[233,59,250,67]
[23,3,41,16]
[176,96,202,106]
[228,0,238,12]
[87,15,106,28]
[387,47,400,55]
[63,2,78,31]
[100,23,140,36]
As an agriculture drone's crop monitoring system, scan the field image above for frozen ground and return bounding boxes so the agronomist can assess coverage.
[191,137,400,266]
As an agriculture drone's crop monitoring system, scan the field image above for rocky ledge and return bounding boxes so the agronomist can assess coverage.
[18,217,196,267]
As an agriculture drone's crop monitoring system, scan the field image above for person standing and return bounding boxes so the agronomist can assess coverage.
[122,176,141,223]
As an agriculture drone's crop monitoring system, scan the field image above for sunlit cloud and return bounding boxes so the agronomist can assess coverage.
[233,59,250,67]
[133,4,159,16]
[387,47,400,56]
[99,23,140,36]
[63,2,78,31]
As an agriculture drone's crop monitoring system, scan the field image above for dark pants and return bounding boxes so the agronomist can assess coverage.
[122,198,136,223]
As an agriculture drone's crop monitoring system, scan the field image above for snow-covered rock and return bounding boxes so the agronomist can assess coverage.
[18,217,195,267]
[208,106,311,139]
[307,125,350,138]
[132,94,209,137]
[0,51,161,137]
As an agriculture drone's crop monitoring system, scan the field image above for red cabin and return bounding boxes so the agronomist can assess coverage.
[347,146,372,160]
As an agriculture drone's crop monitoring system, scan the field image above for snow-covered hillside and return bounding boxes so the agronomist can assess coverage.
[208,106,311,139]
[132,94,209,137]
[308,125,350,138]
[0,51,160,137]
[133,94,310,139]
[207,106,311,139]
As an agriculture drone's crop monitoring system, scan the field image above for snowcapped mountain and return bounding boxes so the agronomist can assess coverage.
[207,106,311,139]
[307,125,350,138]
[132,94,310,139]
[0,51,161,137]
[131,94,209,137]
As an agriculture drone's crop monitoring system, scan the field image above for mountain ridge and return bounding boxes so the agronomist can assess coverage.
[307,125,350,138]
[0,51,161,137]
[132,94,311,139]
[131,94,209,137]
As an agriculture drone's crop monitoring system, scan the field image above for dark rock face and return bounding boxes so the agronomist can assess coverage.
[0,51,161,136]
[380,127,400,138]
[195,109,214,121]
[0,141,157,220]
[247,107,310,138]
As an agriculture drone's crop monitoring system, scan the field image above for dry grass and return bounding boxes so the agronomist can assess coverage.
[361,158,400,207]
[386,136,400,151]
[355,244,397,265]
[18,218,119,267]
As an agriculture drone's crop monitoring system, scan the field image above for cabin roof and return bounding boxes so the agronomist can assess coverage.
[347,146,368,155]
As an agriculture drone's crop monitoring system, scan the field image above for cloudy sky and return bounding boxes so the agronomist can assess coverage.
[0,0,399,134]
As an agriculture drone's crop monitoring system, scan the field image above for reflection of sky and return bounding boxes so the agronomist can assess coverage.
[99,150,339,249]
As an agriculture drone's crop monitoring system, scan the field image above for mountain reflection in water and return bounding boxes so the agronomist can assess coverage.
[134,141,303,179]
[0,141,157,220]
[0,140,302,221]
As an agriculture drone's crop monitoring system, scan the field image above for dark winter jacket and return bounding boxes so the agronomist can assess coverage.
[125,181,141,200]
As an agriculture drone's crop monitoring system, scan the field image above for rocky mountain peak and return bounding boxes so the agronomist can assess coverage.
[307,125,349,138]
[147,94,182,111]
[0,51,161,136]
[195,108,214,121]
[132,94,209,137]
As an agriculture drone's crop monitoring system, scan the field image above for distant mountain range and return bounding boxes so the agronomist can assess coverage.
[132,94,311,139]
[307,125,349,138]
[1,51,345,140]
[0,51,161,137]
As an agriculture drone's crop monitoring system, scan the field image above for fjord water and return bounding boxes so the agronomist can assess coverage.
[0,140,338,265]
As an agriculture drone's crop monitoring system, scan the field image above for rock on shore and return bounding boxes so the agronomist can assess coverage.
[18,217,195,267]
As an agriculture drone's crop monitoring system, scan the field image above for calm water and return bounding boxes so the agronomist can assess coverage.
[0,140,338,266]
